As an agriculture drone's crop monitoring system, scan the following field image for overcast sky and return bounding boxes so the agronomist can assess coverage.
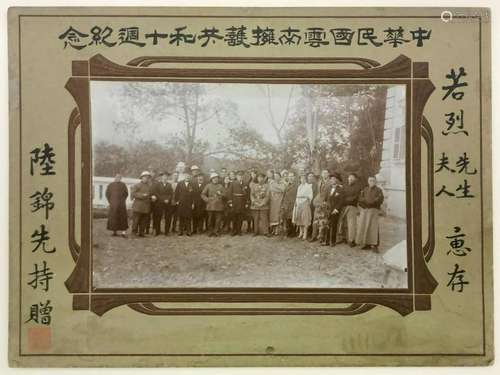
[90,81,300,147]
[91,81,405,152]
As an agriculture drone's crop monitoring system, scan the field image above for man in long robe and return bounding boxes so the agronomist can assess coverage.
[356,176,385,251]
[105,174,129,237]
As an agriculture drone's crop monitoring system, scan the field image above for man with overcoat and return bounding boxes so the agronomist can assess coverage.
[227,170,249,235]
[131,171,153,237]
[150,172,173,236]
[326,171,345,246]
[201,173,226,237]
[174,173,195,236]
[192,174,207,234]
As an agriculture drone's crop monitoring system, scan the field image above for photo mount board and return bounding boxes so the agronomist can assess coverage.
[8,6,493,367]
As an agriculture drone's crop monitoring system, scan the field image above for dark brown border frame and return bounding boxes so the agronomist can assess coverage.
[65,54,437,317]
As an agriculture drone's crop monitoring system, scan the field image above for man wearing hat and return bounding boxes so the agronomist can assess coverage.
[227,170,249,236]
[338,172,362,247]
[201,173,226,237]
[151,172,174,236]
[326,171,345,246]
[192,173,207,234]
[131,171,153,237]
[190,165,203,181]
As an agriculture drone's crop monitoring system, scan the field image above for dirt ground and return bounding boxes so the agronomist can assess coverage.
[92,215,407,289]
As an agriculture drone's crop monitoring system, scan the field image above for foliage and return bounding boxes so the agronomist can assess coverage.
[95,82,389,181]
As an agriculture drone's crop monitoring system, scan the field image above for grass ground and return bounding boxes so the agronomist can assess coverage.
[92,215,407,289]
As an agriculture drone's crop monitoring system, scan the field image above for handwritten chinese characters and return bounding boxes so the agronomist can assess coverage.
[436,67,475,199]
[25,144,56,326]
[437,67,477,294]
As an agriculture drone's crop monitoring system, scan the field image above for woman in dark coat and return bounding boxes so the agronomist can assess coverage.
[280,171,298,237]
[105,174,129,237]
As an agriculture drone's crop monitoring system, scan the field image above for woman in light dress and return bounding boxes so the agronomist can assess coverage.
[292,173,314,240]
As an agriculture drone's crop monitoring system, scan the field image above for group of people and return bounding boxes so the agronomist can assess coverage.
[104,164,385,251]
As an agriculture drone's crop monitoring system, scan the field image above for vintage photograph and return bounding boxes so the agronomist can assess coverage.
[91,81,408,289]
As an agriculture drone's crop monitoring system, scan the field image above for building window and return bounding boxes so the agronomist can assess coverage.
[99,185,103,200]
[393,126,405,160]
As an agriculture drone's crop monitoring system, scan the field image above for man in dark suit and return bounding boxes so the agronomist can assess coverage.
[151,172,174,236]
[144,170,157,234]
[192,174,207,234]
[307,172,318,238]
[165,171,179,234]
[174,173,195,236]
[227,170,249,236]
[326,171,344,247]
[280,171,298,237]
[191,165,209,184]
[317,169,331,196]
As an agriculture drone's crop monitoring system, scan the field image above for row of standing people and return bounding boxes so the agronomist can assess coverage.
[105,166,384,250]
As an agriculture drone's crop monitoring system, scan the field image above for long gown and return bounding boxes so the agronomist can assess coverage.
[105,181,129,231]
[355,185,384,246]
[292,183,313,226]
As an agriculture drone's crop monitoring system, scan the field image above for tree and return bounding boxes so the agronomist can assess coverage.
[215,122,279,165]
[93,142,129,177]
[344,85,387,179]
[259,85,295,169]
[285,84,387,178]
[113,82,236,165]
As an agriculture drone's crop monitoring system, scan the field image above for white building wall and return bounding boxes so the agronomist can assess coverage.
[93,176,140,209]
[378,86,406,220]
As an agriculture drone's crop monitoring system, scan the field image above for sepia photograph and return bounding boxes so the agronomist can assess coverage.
[90,81,408,289]
[7,3,495,366]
